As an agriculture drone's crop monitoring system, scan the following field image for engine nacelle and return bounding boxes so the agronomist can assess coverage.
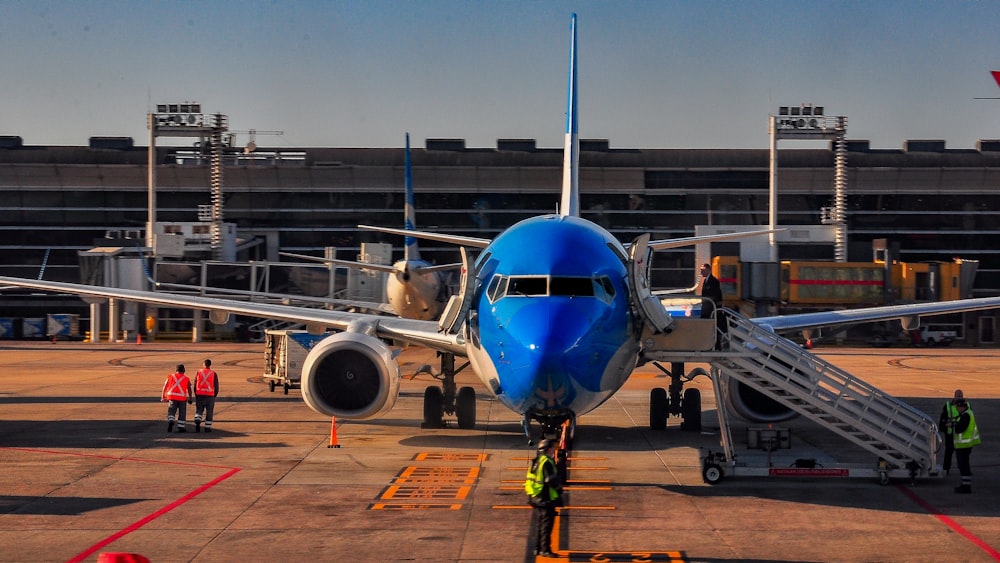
[300,332,400,419]
[724,376,797,423]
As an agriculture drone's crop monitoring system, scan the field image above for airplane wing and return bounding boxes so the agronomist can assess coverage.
[281,251,400,274]
[359,225,492,249]
[0,276,465,355]
[154,282,398,315]
[647,229,783,251]
[750,297,1000,334]
[280,251,462,275]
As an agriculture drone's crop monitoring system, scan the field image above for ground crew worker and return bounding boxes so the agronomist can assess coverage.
[939,389,965,474]
[952,398,980,494]
[161,364,192,432]
[524,438,562,557]
[193,358,220,433]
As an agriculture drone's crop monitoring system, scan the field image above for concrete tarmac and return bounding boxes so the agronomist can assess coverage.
[1,341,998,562]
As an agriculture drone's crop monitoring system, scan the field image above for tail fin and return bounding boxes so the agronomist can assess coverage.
[559,13,580,217]
[403,133,420,261]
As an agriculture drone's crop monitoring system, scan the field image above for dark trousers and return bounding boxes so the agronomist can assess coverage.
[533,504,556,552]
[195,395,216,428]
[167,400,187,427]
[956,447,973,486]
[942,433,955,471]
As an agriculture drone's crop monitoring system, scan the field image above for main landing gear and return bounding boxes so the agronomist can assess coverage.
[648,361,707,432]
[420,352,477,429]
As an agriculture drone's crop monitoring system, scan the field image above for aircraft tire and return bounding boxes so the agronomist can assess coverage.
[703,463,723,484]
[422,386,444,428]
[649,387,668,430]
[681,388,702,432]
[456,386,476,429]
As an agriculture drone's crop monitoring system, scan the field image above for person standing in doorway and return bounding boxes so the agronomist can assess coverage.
[194,359,220,433]
[161,364,192,432]
[699,262,726,348]
[939,389,965,475]
[953,398,981,494]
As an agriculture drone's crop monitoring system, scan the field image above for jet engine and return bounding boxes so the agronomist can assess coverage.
[300,332,400,419]
[724,376,797,423]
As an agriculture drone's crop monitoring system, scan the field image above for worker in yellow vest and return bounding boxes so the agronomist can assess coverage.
[938,389,965,474]
[193,359,220,433]
[952,398,981,494]
[524,439,562,557]
[161,364,193,433]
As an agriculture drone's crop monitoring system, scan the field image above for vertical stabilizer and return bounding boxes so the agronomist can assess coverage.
[559,13,580,217]
[404,133,420,261]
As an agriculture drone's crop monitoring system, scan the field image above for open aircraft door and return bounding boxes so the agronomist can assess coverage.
[438,246,477,335]
[628,234,675,334]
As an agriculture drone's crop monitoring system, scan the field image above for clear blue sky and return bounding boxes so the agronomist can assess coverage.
[3,1,1000,150]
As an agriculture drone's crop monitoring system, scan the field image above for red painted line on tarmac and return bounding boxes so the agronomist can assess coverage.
[897,484,1000,561]
[0,447,241,562]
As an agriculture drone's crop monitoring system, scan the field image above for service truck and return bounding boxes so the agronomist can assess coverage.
[262,329,330,394]
[917,325,957,347]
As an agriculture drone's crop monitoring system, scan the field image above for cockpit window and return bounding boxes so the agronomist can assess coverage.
[508,277,548,296]
[550,277,594,296]
[487,274,615,302]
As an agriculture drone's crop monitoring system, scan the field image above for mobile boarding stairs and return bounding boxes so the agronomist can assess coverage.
[641,312,940,485]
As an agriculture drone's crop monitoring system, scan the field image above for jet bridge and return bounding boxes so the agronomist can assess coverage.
[641,312,940,484]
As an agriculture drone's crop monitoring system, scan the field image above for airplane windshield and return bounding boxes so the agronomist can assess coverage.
[487,274,614,302]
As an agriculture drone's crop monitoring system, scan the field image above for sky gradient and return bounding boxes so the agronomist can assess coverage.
[3,1,1000,150]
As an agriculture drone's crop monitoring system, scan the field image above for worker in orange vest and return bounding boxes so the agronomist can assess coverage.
[193,358,220,433]
[161,364,193,432]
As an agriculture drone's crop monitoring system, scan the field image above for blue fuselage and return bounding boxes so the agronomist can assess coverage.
[466,215,639,418]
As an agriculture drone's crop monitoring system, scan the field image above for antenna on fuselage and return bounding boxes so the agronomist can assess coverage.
[559,13,580,218]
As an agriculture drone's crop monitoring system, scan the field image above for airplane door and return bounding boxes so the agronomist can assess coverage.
[628,234,675,334]
[438,247,477,334]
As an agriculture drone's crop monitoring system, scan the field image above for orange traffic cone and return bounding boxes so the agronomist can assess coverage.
[136,333,142,345]
[328,416,341,448]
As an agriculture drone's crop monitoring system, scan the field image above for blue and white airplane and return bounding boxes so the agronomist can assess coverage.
[3,14,1000,441]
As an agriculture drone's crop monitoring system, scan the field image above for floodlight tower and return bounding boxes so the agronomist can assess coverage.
[147,103,229,259]
[769,105,848,261]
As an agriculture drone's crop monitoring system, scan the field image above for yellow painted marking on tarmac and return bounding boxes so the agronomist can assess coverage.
[381,484,472,500]
[395,466,480,484]
[370,503,463,511]
[413,452,488,462]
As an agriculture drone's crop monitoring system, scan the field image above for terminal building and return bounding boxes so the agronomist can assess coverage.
[1,133,999,342]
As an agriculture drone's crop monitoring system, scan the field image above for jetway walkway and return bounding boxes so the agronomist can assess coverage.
[708,313,939,480]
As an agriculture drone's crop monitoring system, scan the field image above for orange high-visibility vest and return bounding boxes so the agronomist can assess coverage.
[163,372,189,401]
[195,369,217,396]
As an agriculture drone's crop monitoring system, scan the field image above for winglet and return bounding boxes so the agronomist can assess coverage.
[992,70,1000,89]
[404,132,420,261]
[559,14,580,217]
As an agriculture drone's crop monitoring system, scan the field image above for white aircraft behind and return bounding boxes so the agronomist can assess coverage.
[3,14,1000,442]
[280,134,459,321]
